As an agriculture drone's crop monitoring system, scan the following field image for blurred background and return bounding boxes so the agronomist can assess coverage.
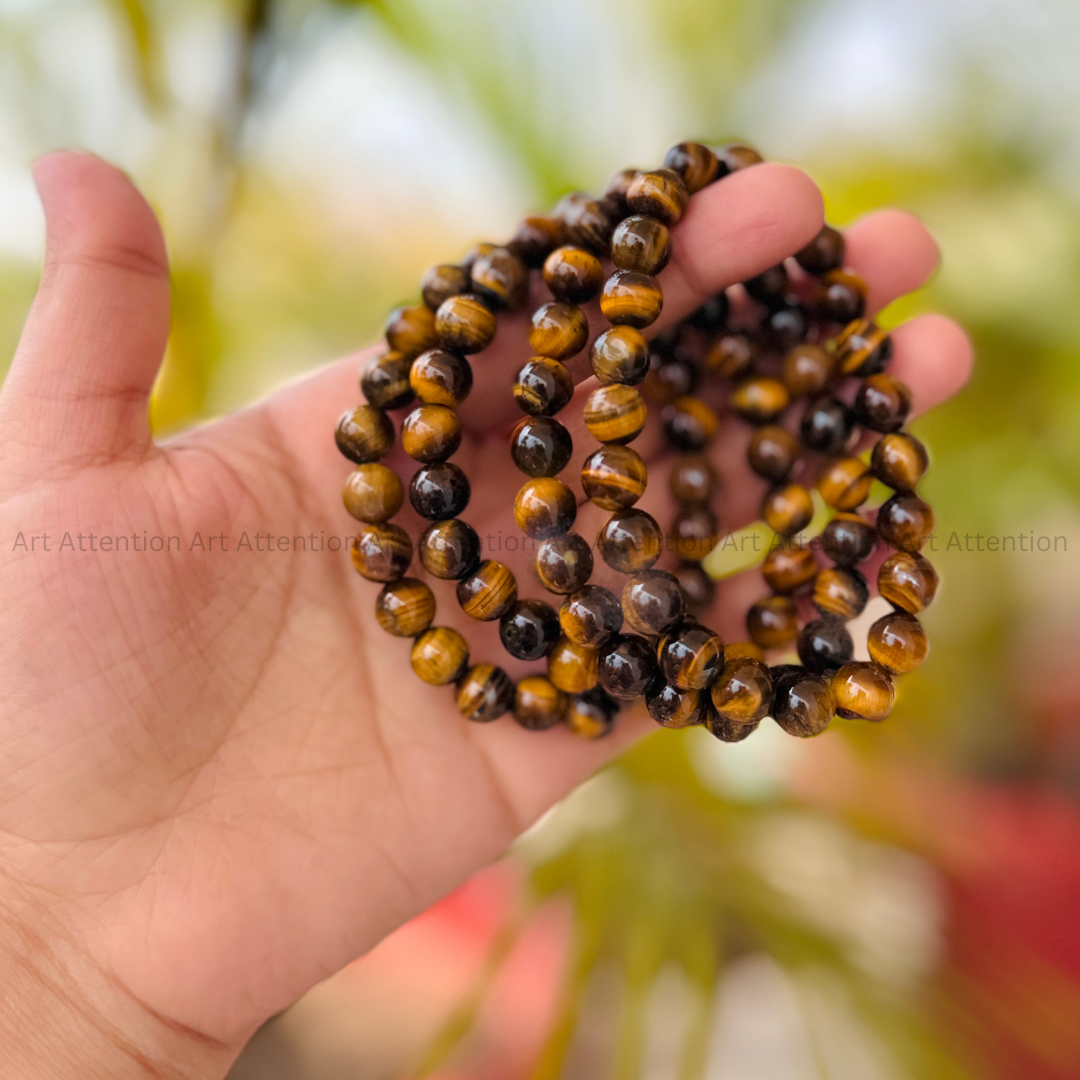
[3,0,1080,1076]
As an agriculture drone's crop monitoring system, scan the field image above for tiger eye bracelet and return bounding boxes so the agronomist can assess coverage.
[335,140,939,741]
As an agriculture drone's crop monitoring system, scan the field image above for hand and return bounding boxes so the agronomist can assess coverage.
[0,152,972,1077]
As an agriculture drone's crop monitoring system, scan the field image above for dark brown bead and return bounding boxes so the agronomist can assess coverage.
[461,242,497,271]
[598,634,658,700]
[385,304,439,358]
[514,477,577,540]
[514,357,574,417]
[762,484,814,538]
[800,397,854,455]
[566,687,618,739]
[343,463,404,524]
[401,404,462,463]
[411,627,469,686]
[500,599,560,661]
[511,416,573,478]
[794,225,845,275]
[868,611,928,674]
[626,169,689,226]
[743,265,790,310]
[547,635,599,693]
[817,456,873,511]
[658,622,724,690]
[529,302,589,360]
[748,426,799,484]
[878,551,939,613]
[647,682,707,727]
[746,595,798,649]
[877,493,935,553]
[513,676,568,731]
[762,543,817,594]
[771,666,835,737]
[456,663,515,722]
[535,532,594,596]
[556,193,616,255]
[731,377,790,425]
[813,566,869,620]
[361,351,414,410]
[782,344,835,398]
[622,569,685,636]
[457,560,518,622]
[662,396,719,452]
[418,518,481,580]
[559,585,623,647]
[375,577,436,638]
[674,562,716,613]
[710,714,760,742]
[663,141,720,193]
[833,319,892,377]
[797,617,853,673]
[711,657,773,725]
[855,374,911,433]
[507,215,563,268]
[871,432,929,492]
[544,245,603,304]
[689,292,730,333]
[603,168,640,215]
[643,354,699,405]
[669,456,716,506]
[705,332,756,380]
[821,513,876,567]
[671,507,719,563]
[582,445,647,511]
[585,385,647,445]
[421,264,470,311]
[597,509,662,574]
[725,641,765,662]
[335,405,394,464]
[409,462,470,520]
[470,246,528,310]
[410,349,473,408]
[600,271,663,329]
[714,143,764,174]
[351,523,412,582]
[435,294,497,354]
[591,327,650,386]
[611,215,671,275]
[762,305,810,352]
[831,662,895,721]
[815,269,867,323]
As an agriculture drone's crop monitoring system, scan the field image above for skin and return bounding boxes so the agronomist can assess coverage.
[0,152,972,1078]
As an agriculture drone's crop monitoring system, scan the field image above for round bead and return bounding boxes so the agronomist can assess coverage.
[513,676,568,731]
[581,445,647,511]
[813,566,869,620]
[597,509,663,574]
[435,295,497,354]
[611,215,671,275]
[670,507,719,563]
[598,634,658,700]
[771,666,835,737]
[744,265,790,310]
[409,462,471,520]
[643,354,698,404]
[871,433,929,492]
[361,351,414,410]
[566,687,618,739]
[457,560,518,622]
[556,193,615,255]
[335,406,394,465]
[547,636,599,693]
[514,357,574,417]
[385,304,439,358]
[674,562,715,613]
[663,141,719,193]
[585,385,647,445]
[600,271,663,329]
[748,426,800,484]
[815,270,867,323]
[801,397,854,456]
[762,543,817,594]
[401,404,462,463]
[762,484,814,538]
[647,683,707,728]
[409,349,473,408]
[508,215,563,268]
[500,599,560,661]
[621,569,686,636]
[794,225,845,275]
[591,327,650,386]
[855,374,911,433]
[411,627,469,686]
[626,169,689,226]
[351,523,412,582]
[343,463,404,524]
[470,247,528,310]
[762,305,810,352]
[868,611,928,674]
[731,377,790,425]
[821,513,876,567]
[783,344,835,398]
[817,457,873,511]
[544,245,603,304]
[662,396,719,453]
[375,577,435,638]
[669,456,716,506]
[711,658,773,725]
[746,595,798,649]
[834,319,892,377]
[559,586,623,647]
[831,662,895,721]
[878,551,939,614]
[877,494,935,552]
[511,416,573,478]
[603,168,639,215]
[418,518,481,580]
[725,641,765,662]
[658,622,724,690]
[714,143,764,174]
[456,664,515,722]
[514,477,577,540]
[536,533,594,595]
[689,292,730,333]
[797,617,853,673]
[461,243,497,271]
[529,302,589,360]
[422,264,470,311]
[710,714,760,743]
[705,332,756,380]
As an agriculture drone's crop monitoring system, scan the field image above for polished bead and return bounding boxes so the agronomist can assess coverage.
[409,462,471,520]
[658,622,724,690]
[663,141,720,193]
[456,664,514,722]
[748,426,800,484]
[375,577,435,638]
[710,714,759,742]
[500,599,560,661]
[547,636,599,693]
[603,168,640,215]
[868,611,928,674]
[626,168,689,226]
[461,242,497,271]
[361,351,414,410]
[598,634,658,700]
[762,484,814,538]
[591,327,650,386]
[746,595,798,649]
[529,302,589,360]
[385,304,439,358]
[870,432,929,492]
[831,662,895,721]
[421,264,470,311]
[855,374,911,433]
[783,344,835,398]
[544,245,603,304]
[689,291,730,333]
[813,566,869,620]
[470,246,528,310]
[351,523,412,582]
[508,215,563,268]
[597,509,663,573]
[762,305,810,352]
[535,532,594,595]
[343,463,404,524]
[879,551,939,613]
[669,456,716,506]
[815,269,867,323]
[797,617,853,673]
[582,445,647,511]
[566,687,618,739]
[621,569,686,636]
[335,405,394,464]
[559,586,623,647]
[514,357,574,417]
[877,493,935,553]
[714,143,764,174]
[662,396,718,452]
[647,682,707,727]
[771,666,835,737]
[418,518,481,580]
[411,627,469,686]
[643,353,699,404]
[600,270,663,329]
[833,319,892,377]
[821,513,876,567]
[514,477,577,540]
[511,416,573,478]
[611,215,671,276]
[556,193,615,255]
[513,676,568,731]
[743,265,790,310]
[725,641,765,662]
[435,294,497,354]
[711,658,773,724]
[457,560,518,622]
[671,507,719,563]
[762,543,817,594]
[817,456,873,511]
[800,397,854,456]
[585,385,647,445]
[401,404,462,463]
[410,349,473,408]
[705,332,756,380]
[794,225,845,275]
[731,377,790,425]
[674,562,715,613]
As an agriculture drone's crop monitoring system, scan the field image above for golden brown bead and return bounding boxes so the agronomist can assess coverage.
[508,215,564,268]
[351,523,412,582]
[456,663,515,722]
[771,666,835,737]
[725,641,765,662]
[794,225,845,276]
[470,246,529,310]
[762,543,818,594]
[705,332,756,380]
[343,463,404,524]
[714,143,764,173]
[731,377,790,425]
[815,269,867,324]
[421,264,470,311]
[621,569,686,636]
[409,349,473,408]
[833,319,892,377]
[535,533,594,596]
[674,563,715,613]
[662,396,719,453]
[762,484,814,537]
[598,635,658,700]
[817,456,873,511]
[711,658,773,725]
[514,477,577,540]
[401,404,462,463]
[435,294,497,355]
[584,385,647,445]
[411,627,469,686]
[511,416,573,479]
[878,551,939,613]
[797,617,853,672]
[870,432,929,492]
[600,270,663,329]
[670,507,719,563]
[813,566,869,620]
[831,662,895,721]
[877,493,935,552]
[361,351,414,410]
[663,141,720,193]
[559,586,623,647]
[556,193,616,255]
[335,405,394,464]
[746,595,798,649]
[626,168,689,226]
[748,426,800,485]
[409,462,471,520]
[821,512,876,567]
[658,622,724,690]
[375,577,436,638]
[514,357,574,417]
[513,676,568,731]
[500,599,561,661]
[611,215,671,275]
[581,445,647,511]
[529,302,589,360]
[647,682,707,728]
[597,509,662,573]
[385,304,439,358]
[543,245,604,304]
[591,327,650,386]
[855,374,912,433]
[456,560,518,622]
[547,635,599,693]
[418,518,481,580]
[566,687,617,739]
[782,344,835,398]
[461,242,497,270]
[868,611,928,674]
[669,456,716,506]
